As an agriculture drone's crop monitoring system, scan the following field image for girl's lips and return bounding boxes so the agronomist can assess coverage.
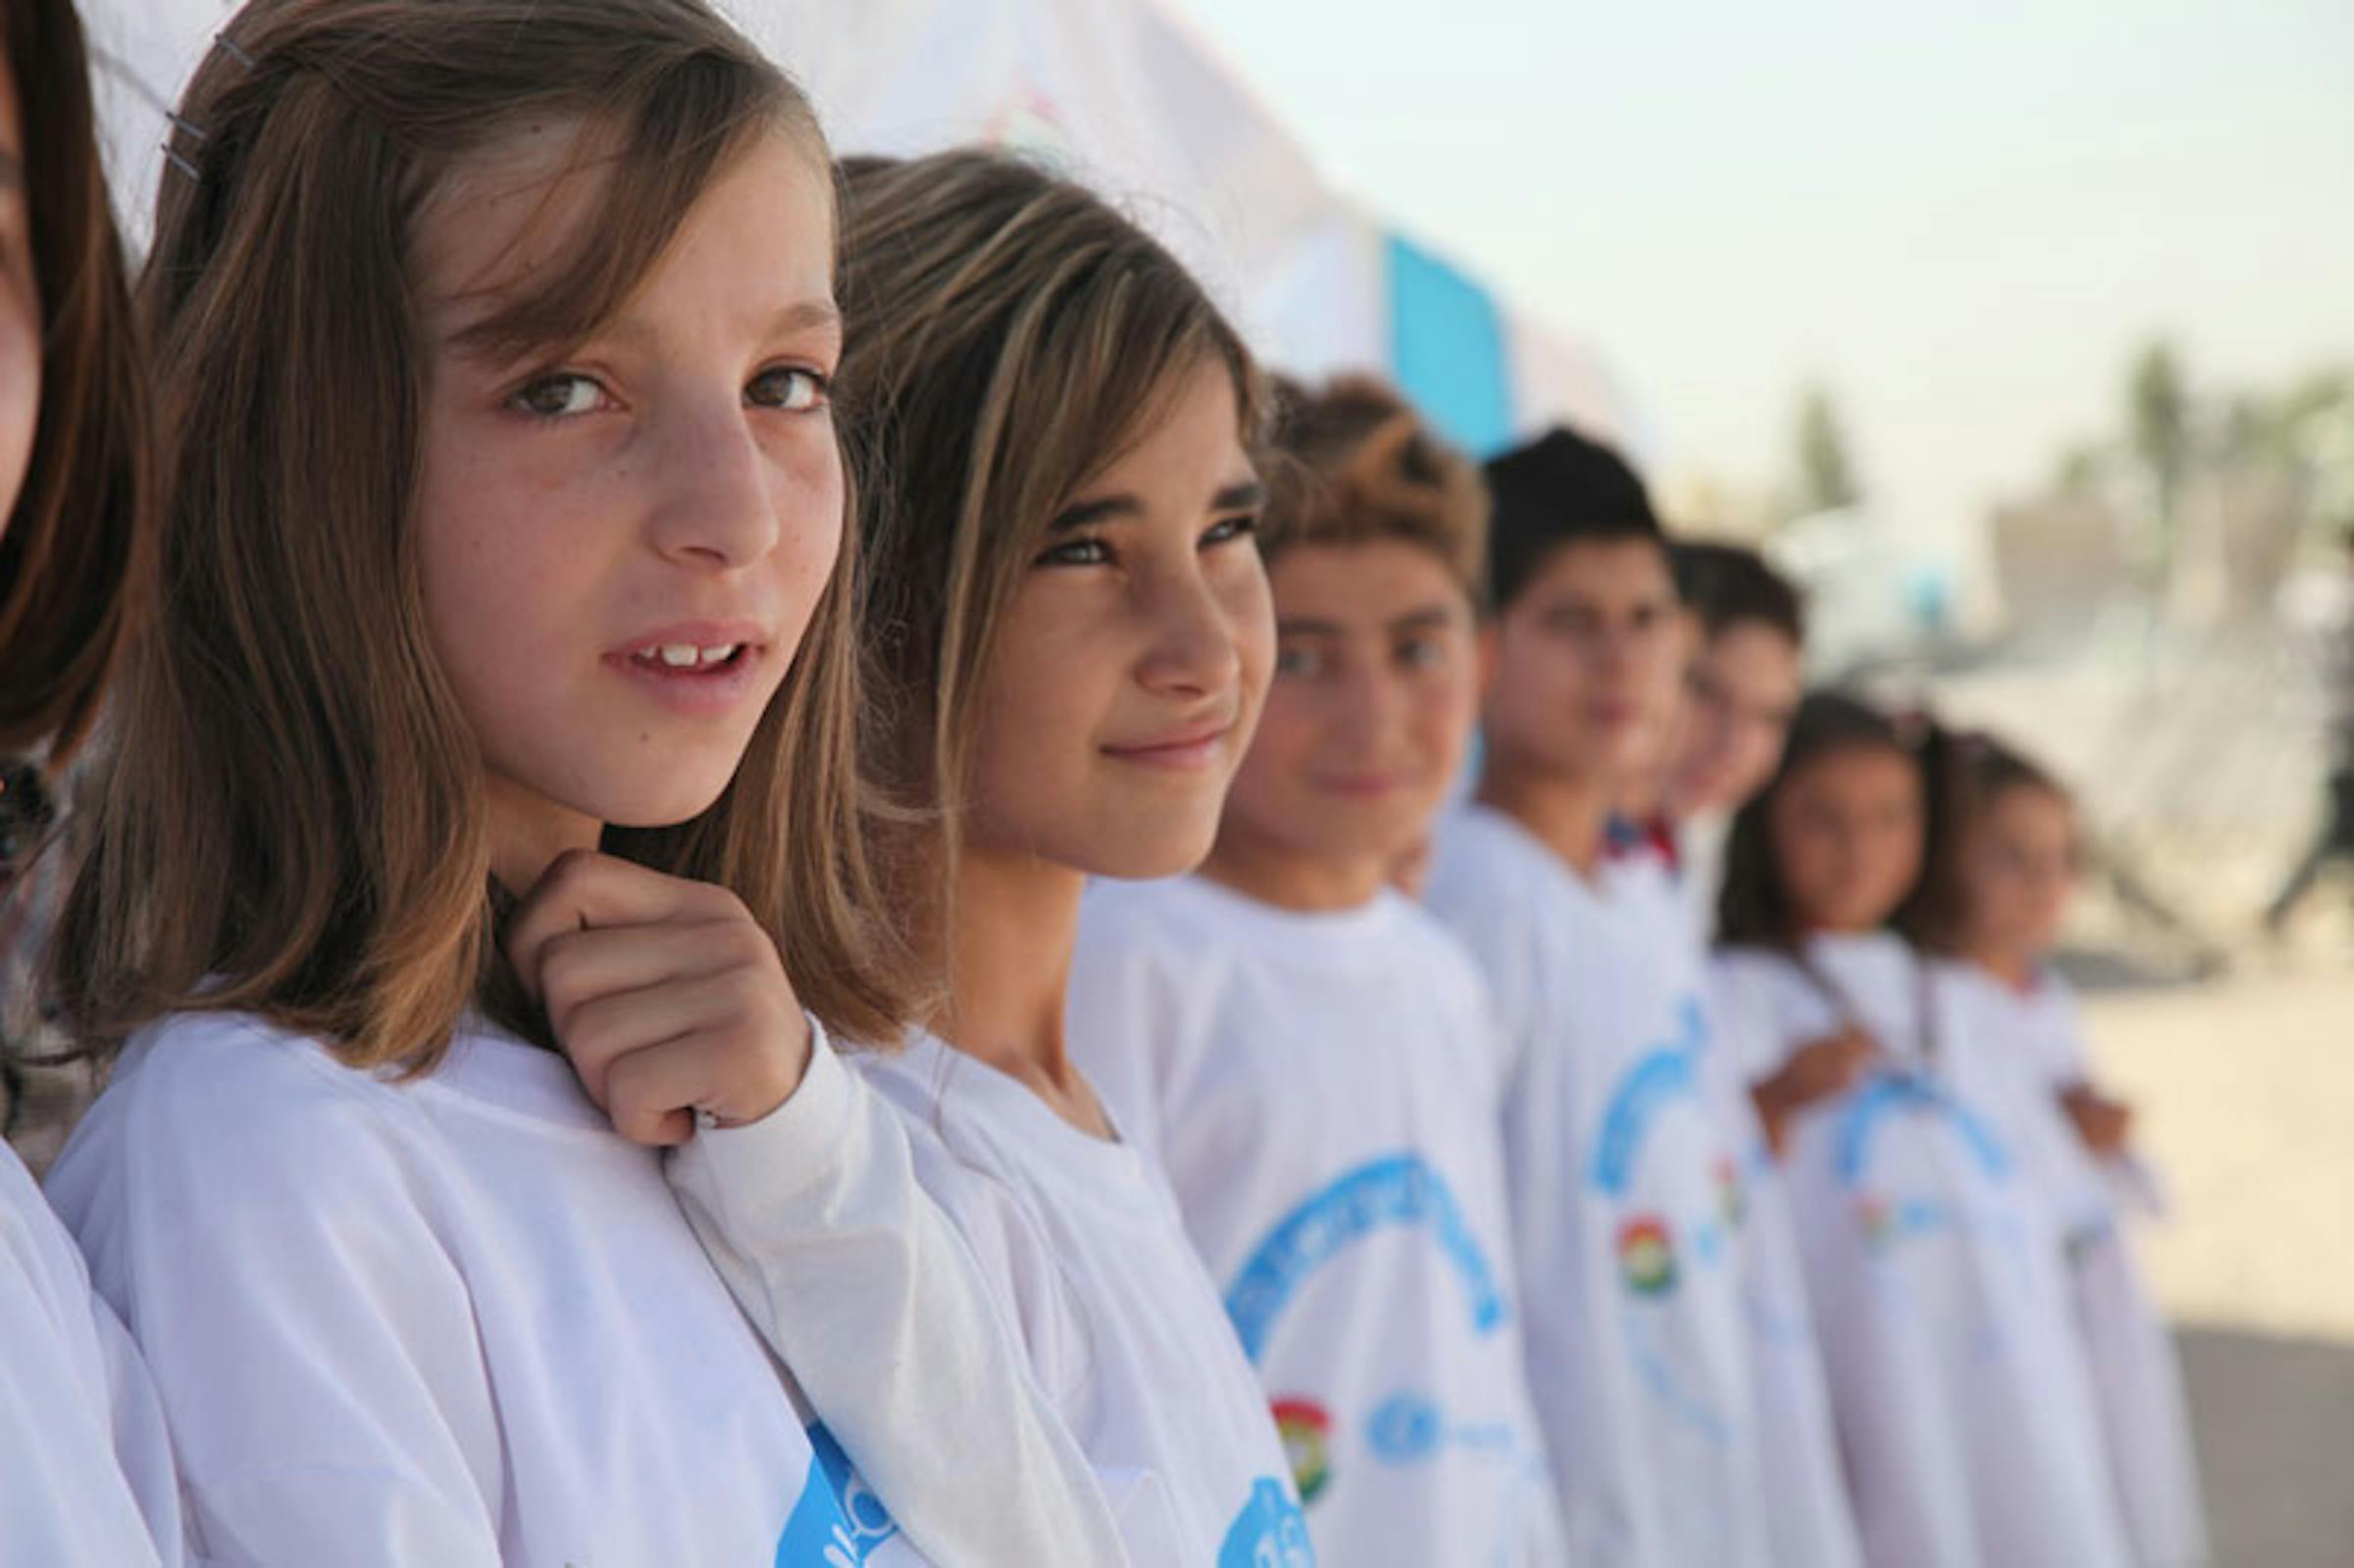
[1101,721,1234,771]
[1311,773,1413,798]
[602,639,770,718]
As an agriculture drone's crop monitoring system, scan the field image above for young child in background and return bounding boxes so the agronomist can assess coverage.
[1066,376,1565,1564]
[1914,733,2209,1567]
[0,3,181,1560]
[831,149,1313,1564]
[1423,427,1775,1565]
[1712,694,2132,1568]
[42,6,1123,1562]
[1611,548,1862,1568]
[1660,542,1808,940]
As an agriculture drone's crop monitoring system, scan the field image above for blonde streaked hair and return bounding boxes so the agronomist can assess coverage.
[55,0,912,1068]
[833,150,1263,934]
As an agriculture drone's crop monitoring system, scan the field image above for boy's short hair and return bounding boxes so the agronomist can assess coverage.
[1673,540,1805,646]
[1261,375,1488,605]
[1482,426,1664,612]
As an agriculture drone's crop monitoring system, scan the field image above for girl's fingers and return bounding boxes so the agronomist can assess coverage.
[560,966,805,1119]
[536,918,774,1041]
[600,1027,806,1147]
[504,849,746,1000]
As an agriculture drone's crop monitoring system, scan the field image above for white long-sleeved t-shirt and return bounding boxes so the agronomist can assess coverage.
[46,1010,940,1567]
[1710,934,2133,1568]
[1425,805,1774,1567]
[2,1140,181,1566]
[1066,875,1565,1566]
[1604,844,1863,1568]
[1944,966,2209,1568]
[855,1032,1316,1566]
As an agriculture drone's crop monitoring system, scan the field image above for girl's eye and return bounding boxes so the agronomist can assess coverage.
[509,374,608,419]
[1203,513,1259,547]
[1036,536,1112,568]
[748,365,829,412]
[1397,636,1445,671]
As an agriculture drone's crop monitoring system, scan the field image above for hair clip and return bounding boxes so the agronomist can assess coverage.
[214,31,257,71]
[162,141,202,181]
[167,111,208,143]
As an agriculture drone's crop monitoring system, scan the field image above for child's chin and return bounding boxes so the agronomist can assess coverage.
[596,772,739,832]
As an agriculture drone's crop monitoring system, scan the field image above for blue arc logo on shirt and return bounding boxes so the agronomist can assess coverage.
[1217,1476,1317,1567]
[1224,1152,1507,1364]
[775,1423,899,1566]
[1832,1070,2011,1189]
[1588,995,1710,1197]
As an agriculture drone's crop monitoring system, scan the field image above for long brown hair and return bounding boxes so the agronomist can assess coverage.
[0,0,150,762]
[833,150,1263,936]
[56,0,911,1068]
[1716,690,1930,947]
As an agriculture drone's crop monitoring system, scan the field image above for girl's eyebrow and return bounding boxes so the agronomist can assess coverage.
[1050,479,1262,534]
[441,295,842,364]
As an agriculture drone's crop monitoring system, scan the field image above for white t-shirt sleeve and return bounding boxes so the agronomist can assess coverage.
[46,1028,504,1566]
[2,1146,180,1568]
[665,1025,1129,1568]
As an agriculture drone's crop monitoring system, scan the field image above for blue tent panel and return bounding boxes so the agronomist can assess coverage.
[1385,231,1514,457]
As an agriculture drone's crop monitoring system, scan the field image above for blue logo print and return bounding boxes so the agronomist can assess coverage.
[1832,1071,2010,1189]
[1588,996,1709,1196]
[1225,1152,1506,1363]
[1218,1477,1317,1567]
[775,1423,899,1566]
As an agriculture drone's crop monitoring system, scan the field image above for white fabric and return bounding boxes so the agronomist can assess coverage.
[1606,848,1863,1568]
[1065,875,1565,1566]
[855,1031,1315,1566]
[1945,968,2209,1568]
[1672,812,1732,948]
[1,1143,181,1567]
[1424,805,1774,1567]
[46,1010,935,1567]
[1709,935,2134,1568]
[667,1035,1130,1568]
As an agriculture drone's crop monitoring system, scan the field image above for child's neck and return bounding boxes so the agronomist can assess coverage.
[486,774,602,894]
[928,846,1106,1137]
[1476,753,1615,879]
[1200,831,1385,914]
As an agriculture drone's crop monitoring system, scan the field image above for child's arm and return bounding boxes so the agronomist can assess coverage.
[1749,1024,1877,1155]
[507,851,1130,1568]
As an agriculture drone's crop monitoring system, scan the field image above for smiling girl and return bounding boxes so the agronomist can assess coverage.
[41,4,1115,1562]
[828,149,1312,1564]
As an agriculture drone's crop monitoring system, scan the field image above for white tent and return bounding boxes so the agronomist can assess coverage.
[84,0,1635,454]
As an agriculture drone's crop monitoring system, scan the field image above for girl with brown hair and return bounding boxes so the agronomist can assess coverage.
[1064,376,1569,1562]
[0,4,182,1561]
[825,148,1312,1563]
[39,3,1118,1561]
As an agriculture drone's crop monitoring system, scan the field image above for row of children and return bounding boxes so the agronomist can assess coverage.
[0,0,2205,1562]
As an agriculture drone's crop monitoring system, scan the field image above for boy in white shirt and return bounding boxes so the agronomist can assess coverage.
[1069,377,1565,1565]
[1422,428,1776,1565]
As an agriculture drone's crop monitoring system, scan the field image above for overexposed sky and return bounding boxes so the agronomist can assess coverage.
[1170,0,2354,551]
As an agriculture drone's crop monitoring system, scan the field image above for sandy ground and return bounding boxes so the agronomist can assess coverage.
[2078,952,2354,1567]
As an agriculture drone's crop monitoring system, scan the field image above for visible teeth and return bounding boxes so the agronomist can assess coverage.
[699,643,737,664]
[658,644,698,668]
